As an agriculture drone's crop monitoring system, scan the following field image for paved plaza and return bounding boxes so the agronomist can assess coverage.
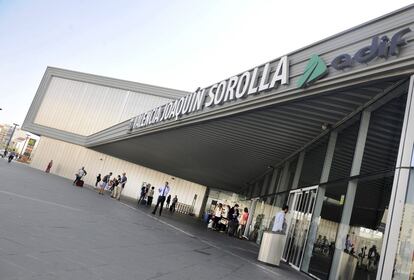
[0,160,309,280]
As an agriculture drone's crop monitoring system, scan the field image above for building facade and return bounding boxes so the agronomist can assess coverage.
[24,68,208,216]
[23,5,414,280]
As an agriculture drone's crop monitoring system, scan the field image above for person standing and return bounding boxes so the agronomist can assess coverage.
[99,172,112,195]
[152,182,170,216]
[73,167,87,186]
[237,207,249,238]
[115,173,127,200]
[368,245,378,271]
[95,174,101,187]
[345,234,353,253]
[227,204,240,236]
[108,178,115,192]
[7,152,14,163]
[169,195,178,213]
[272,205,289,233]
[146,186,154,206]
[213,203,223,230]
[219,205,230,232]
[166,194,171,209]
[138,183,148,205]
[45,160,53,173]
[111,176,120,198]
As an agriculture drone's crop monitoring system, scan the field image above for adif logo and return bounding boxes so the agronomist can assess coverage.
[297,27,411,89]
[297,55,328,88]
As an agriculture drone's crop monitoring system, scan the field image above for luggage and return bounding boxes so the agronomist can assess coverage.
[228,221,238,236]
[76,180,84,187]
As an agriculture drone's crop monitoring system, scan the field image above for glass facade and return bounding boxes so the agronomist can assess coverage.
[241,81,409,280]
[394,168,414,279]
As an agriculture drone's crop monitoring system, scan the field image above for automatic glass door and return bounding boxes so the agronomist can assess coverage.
[282,186,317,269]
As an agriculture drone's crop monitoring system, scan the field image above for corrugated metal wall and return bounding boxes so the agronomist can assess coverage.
[31,136,207,216]
[34,77,172,136]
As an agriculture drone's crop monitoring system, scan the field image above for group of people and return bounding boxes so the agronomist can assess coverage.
[44,163,181,218]
[209,203,249,238]
[3,150,17,163]
[66,165,128,201]
[138,182,178,216]
[357,245,380,271]
[95,171,128,200]
[345,233,380,271]
[64,166,178,217]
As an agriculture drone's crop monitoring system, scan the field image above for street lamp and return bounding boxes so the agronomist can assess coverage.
[21,134,30,157]
[4,123,19,155]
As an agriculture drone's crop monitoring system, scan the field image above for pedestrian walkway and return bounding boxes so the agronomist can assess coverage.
[0,159,311,280]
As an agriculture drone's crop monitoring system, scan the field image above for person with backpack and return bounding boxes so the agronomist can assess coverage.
[99,172,112,195]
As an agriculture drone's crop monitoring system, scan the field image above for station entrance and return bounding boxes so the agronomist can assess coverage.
[283,186,318,269]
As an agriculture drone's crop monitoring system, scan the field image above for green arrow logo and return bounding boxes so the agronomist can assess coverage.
[297,55,328,88]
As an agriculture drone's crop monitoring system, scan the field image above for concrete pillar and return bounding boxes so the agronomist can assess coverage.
[198,187,210,217]
[292,151,305,189]
[301,131,337,272]
[377,76,414,280]
[329,111,371,280]
[244,198,258,237]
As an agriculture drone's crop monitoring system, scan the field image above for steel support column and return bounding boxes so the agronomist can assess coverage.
[291,151,305,189]
[378,75,414,280]
[301,131,337,272]
[329,111,371,280]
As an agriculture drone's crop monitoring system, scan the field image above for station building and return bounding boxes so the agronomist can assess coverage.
[23,5,414,280]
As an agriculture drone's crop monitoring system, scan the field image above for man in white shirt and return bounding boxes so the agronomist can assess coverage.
[152,182,170,216]
[272,205,289,234]
[73,167,87,186]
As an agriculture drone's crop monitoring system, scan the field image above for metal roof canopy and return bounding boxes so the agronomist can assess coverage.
[91,77,406,192]
[22,5,414,193]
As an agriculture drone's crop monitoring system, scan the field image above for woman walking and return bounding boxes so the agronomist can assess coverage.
[45,160,53,173]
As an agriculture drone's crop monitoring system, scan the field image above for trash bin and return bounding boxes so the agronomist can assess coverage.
[258,230,285,266]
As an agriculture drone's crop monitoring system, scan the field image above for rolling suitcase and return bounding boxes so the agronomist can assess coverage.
[76,180,84,187]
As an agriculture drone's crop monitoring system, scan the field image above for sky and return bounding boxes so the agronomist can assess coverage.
[0,0,413,125]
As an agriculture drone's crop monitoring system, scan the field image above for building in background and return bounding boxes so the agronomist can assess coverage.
[0,124,39,158]
[0,124,13,149]
[22,5,414,280]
